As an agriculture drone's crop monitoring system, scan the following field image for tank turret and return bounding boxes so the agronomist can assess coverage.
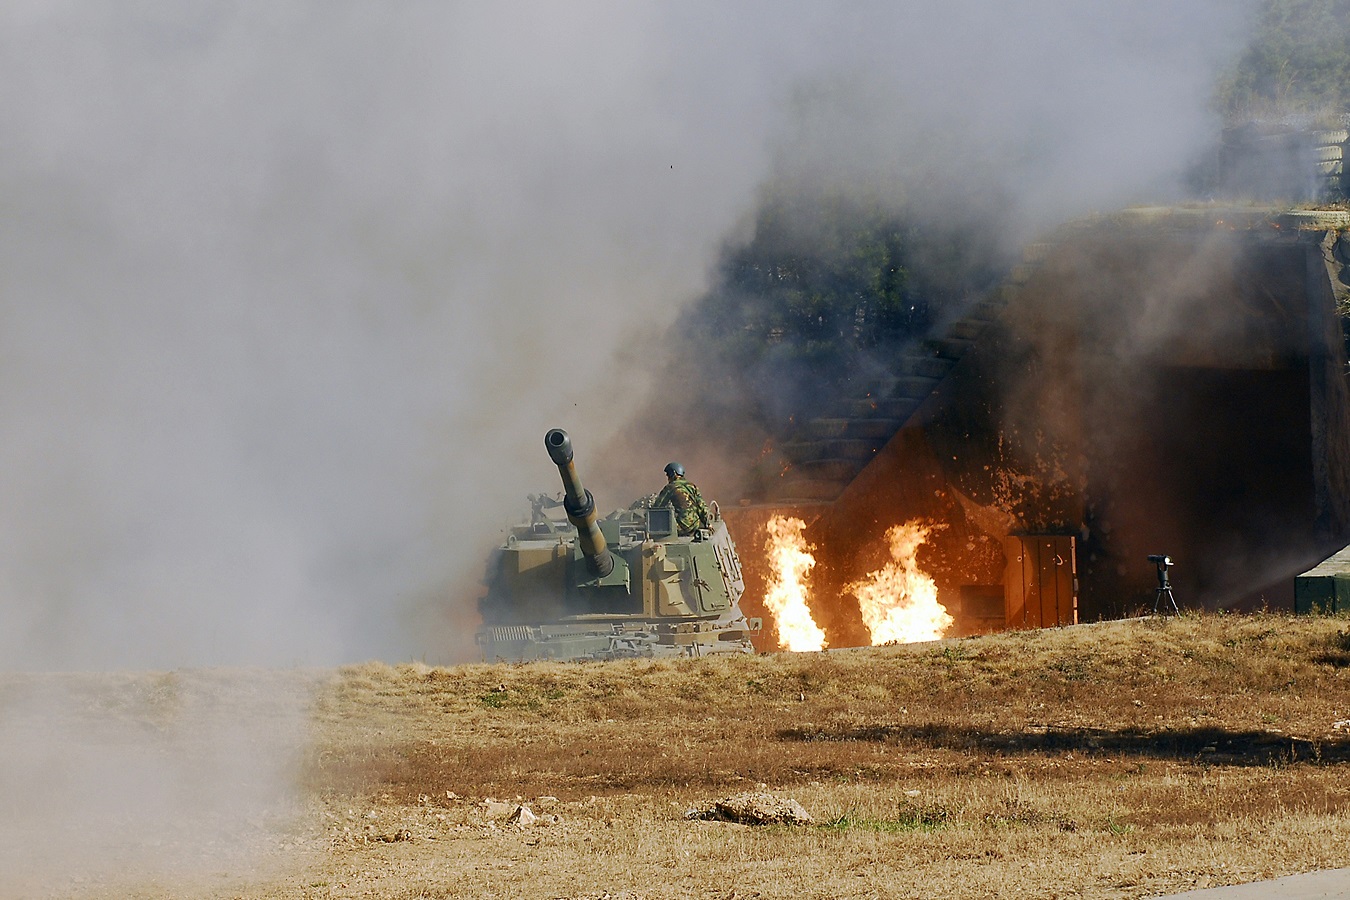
[476,429,761,661]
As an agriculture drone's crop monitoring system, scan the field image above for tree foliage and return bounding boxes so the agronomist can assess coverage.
[1217,0,1350,121]
[673,187,997,430]
[701,194,920,360]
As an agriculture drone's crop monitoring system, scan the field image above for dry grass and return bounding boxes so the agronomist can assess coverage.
[16,613,1350,899]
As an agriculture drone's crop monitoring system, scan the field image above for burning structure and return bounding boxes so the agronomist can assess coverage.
[726,207,1350,648]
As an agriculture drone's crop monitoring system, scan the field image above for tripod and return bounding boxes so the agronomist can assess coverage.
[1150,554,1180,616]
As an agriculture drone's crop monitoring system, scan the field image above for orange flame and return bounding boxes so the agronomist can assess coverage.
[763,515,827,652]
[846,521,953,644]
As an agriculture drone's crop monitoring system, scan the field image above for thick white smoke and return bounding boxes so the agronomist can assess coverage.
[0,1,1255,670]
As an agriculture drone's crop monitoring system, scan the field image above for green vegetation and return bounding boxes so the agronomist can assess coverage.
[1217,0,1350,122]
[706,193,922,360]
[663,185,1000,435]
[822,799,952,833]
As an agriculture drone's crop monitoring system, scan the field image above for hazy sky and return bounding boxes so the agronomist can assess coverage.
[0,1,1255,669]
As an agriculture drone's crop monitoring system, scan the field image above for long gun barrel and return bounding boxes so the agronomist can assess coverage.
[544,428,615,577]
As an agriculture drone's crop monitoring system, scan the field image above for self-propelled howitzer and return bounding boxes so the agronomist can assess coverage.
[475,429,761,661]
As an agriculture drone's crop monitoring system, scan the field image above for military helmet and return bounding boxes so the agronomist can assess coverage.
[664,461,684,479]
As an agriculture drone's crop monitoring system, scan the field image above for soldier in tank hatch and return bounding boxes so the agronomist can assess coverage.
[653,462,710,536]
[653,462,711,536]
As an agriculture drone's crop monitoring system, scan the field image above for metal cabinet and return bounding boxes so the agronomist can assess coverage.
[1003,535,1078,628]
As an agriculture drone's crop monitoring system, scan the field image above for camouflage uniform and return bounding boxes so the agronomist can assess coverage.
[653,476,711,536]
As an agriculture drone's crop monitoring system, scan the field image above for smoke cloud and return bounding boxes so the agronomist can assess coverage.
[0,1,1256,670]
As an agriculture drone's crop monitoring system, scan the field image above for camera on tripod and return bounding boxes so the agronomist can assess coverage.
[1147,553,1179,615]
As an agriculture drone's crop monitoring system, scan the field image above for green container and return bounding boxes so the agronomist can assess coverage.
[1295,545,1350,614]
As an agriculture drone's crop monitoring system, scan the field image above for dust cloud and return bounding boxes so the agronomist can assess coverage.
[0,669,315,896]
[0,2,1255,672]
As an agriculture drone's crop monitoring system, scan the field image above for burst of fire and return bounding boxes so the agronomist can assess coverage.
[846,520,953,645]
[762,515,827,652]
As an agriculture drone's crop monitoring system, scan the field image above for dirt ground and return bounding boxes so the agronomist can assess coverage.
[5,613,1350,899]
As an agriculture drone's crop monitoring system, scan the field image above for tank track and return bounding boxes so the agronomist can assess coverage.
[476,614,761,662]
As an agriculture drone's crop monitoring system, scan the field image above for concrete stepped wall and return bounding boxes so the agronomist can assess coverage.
[1217,123,1349,203]
[759,265,1025,506]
